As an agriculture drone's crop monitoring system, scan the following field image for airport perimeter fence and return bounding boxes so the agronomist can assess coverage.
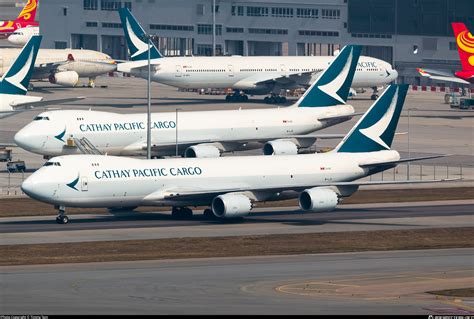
[0,163,472,197]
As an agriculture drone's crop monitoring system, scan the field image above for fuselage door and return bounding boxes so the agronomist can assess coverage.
[81,176,88,192]
[175,65,182,77]
[280,64,287,76]
[228,64,234,77]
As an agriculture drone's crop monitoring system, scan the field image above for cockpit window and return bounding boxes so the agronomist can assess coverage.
[34,116,50,121]
[43,161,61,167]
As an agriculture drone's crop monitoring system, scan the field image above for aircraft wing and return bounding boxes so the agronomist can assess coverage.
[234,71,316,88]
[416,68,470,85]
[10,97,85,109]
[142,178,458,203]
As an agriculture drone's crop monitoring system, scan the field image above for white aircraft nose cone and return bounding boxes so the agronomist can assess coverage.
[21,177,36,198]
[14,129,34,151]
[391,69,398,81]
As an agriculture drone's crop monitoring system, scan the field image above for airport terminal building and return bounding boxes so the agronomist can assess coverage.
[21,0,474,84]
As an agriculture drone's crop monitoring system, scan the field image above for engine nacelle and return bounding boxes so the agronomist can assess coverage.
[211,193,253,218]
[184,144,221,158]
[49,71,79,87]
[263,139,298,155]
[299,187,339,213]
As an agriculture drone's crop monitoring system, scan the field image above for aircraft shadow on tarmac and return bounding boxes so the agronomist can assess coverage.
[0,206,428,232]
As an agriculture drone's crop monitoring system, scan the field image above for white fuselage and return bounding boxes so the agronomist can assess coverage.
[7,26,39,46]
[117,55,397,93]
[21,150,400,208]
[15,104,354,156]
[0,48,116,78]
[0,93,42,119]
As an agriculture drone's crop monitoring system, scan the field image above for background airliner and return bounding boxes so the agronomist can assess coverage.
[15,45,362,158]
[0,0,39,39]
[7,26,39,46]
[417,22,474,85]
[21,84,448,224]
[0,36,83,119]
[117,8,397,103]
[0,47,117,88]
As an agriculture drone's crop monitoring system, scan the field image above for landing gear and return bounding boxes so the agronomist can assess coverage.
[225,91,249,103]
[56,206,69,224]
[203,208,216,220]
[370,87,379,100]
[171,206,193,219]
[264,95,287,104]
[88,77,96,88]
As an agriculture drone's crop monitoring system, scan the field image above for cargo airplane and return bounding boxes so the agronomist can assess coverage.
[0,36,83,119]
[117,8,397,102]
[22,84,449,224]
[15,45,362,158]
[417,22,474,85]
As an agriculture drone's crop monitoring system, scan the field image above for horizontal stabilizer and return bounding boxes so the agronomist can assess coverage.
[318,111,364,121]
[359,154,450,168]
[10,96,85,108]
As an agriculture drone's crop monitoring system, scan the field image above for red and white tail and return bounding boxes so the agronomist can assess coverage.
[15,0,38,22]
[452,22,474,72]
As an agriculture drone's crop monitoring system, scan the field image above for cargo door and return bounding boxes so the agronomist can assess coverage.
[175,65,182,77]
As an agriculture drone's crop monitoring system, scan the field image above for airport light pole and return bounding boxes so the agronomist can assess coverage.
[147,36,151,159]
[141,33,156,159]
[407,108,417,179]
[175,108,182,156]
[212,0,216,56]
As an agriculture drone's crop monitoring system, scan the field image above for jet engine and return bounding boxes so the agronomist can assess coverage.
[299,187,339,212]
[49,71,79,87]
[184,144,222,158]
[211,193,253,218]
[263,139,298,155]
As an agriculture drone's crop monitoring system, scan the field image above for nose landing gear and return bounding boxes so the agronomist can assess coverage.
[371,87,380,100]
[264,94,287,104]
[55,206,69,224]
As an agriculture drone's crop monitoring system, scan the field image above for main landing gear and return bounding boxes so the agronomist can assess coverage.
[171,206,193,219]
[55,205,69,224]
[370,87,379,100]
[88,77,96,88]
[264,94,287,104]
[225,92,249,102]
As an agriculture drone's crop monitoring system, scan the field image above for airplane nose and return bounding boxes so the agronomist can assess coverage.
[21,176,38,198]
[14,129,34,151]
[391,69,398,81]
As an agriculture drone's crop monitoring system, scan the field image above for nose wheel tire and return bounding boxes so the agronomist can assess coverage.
[371,94,379,100]
[56,215,69,224]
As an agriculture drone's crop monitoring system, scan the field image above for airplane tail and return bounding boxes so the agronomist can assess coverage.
[0,35,41,95]
[294,45,361,108]
[334,84,408,153]
[451,22,474,72]
[14,0,38,22]
[118,8,163,61]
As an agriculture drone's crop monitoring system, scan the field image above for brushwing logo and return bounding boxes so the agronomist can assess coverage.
[126,17,148,59]
[359,87,399,150]
[54,128,66,142]
[67,175,79,191]
[317,49,353,104]
[4,48,34,92]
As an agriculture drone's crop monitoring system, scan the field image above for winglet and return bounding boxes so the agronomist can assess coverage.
[0,35,41,95]
[294,45,362,108]
[118,7,163,61]
[334,84,409,153]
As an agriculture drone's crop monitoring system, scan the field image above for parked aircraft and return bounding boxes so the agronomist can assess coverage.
[0,0,39,39]
[15,45,362,158]
[417,22,474,85]
[22,84,448,224]
[0,36,83,119]
[7,26,39,46]
[0,48,117,88]
[116,8,397,102]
